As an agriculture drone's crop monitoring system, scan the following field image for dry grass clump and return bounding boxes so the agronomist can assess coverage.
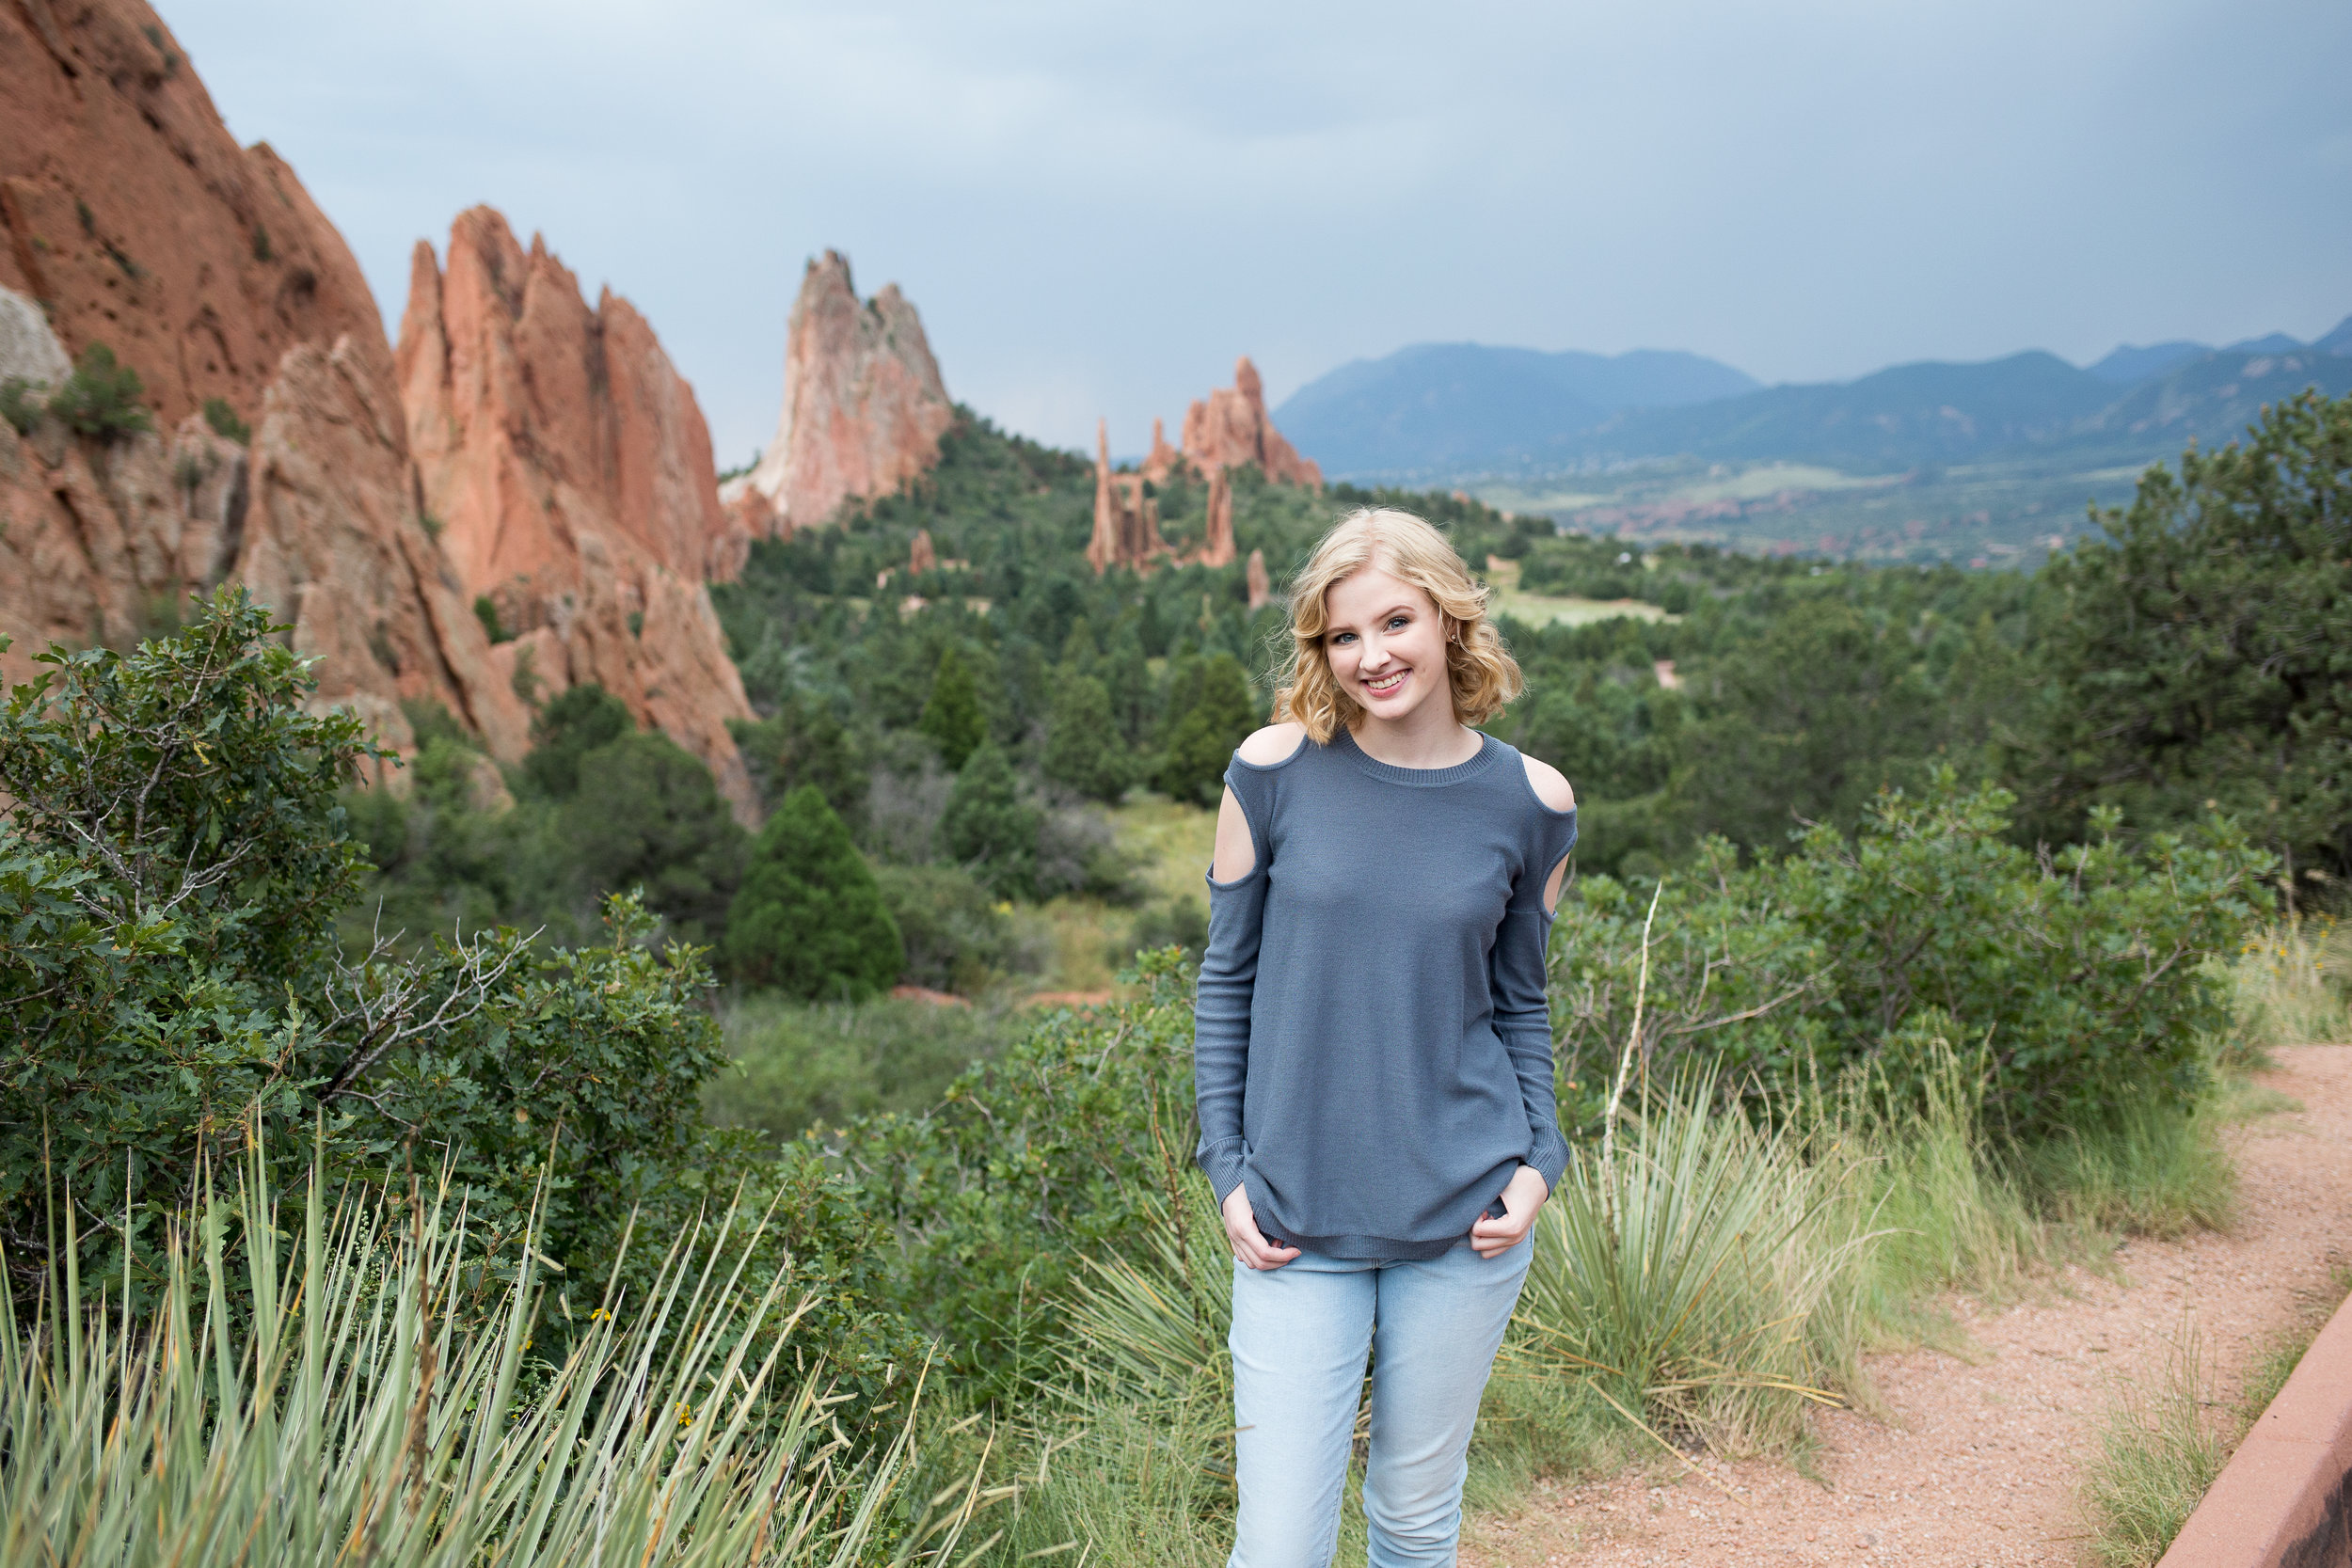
[2222,915,2352,1059]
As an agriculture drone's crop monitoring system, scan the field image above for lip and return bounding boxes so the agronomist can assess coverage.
[1360,668,1408,698]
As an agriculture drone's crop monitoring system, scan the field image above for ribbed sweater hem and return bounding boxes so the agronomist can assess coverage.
[1257,1228,1470,1262]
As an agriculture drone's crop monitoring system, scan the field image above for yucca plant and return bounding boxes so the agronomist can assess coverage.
[0,1141,985,1568]
[1513,1074,1868,1458]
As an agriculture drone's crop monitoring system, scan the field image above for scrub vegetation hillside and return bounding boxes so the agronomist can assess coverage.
[2,390,2347,1566]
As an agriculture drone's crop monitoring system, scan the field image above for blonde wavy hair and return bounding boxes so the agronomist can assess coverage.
[1274,507,1525,743]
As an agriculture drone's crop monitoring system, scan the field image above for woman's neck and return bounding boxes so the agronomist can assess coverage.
[1349,700,1481,769]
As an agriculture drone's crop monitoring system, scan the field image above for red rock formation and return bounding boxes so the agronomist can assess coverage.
[1141,418,1184,485]
[728,251,954,531]
[1088,419,1168,576]
[1246,548,1272,611]
[0,0,388,440]
[1181,356,1323,489]
[1197,466,1237,569]
[0,0,527,766]
[909,529,937,575]
[236,336,531,763]
[396,208,755,818]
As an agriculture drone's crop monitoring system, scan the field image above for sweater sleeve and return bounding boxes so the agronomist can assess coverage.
[1193,759,1276,1204]
[1490,806,1578,1193]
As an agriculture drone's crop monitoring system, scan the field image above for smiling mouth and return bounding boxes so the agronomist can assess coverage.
[1362,669,1407,696]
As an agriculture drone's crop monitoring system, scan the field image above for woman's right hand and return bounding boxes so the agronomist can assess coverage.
[1222,1184,1301,1271]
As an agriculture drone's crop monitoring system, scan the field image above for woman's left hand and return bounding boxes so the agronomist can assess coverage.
[1469,1164,1549,1259]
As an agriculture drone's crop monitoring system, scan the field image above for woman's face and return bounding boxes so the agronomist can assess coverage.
[1322,562,1453,725]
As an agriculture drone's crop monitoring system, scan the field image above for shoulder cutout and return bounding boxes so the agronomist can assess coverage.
[1235,721,1310,767]
[1521,753,1577,813]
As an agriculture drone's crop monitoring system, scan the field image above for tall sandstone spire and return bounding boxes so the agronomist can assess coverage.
[0,0,528,763]
[726,251,955,532]
[1089,418,1167,575]
[395,208,758,819]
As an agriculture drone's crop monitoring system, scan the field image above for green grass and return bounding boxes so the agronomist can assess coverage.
[2078,1262,2352,1566]
[2080,1329,2230,1568]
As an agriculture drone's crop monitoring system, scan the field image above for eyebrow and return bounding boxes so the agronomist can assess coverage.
[1329,604,1420,629]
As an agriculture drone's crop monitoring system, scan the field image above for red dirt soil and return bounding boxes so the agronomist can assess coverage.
[1465,1044,2352,1567]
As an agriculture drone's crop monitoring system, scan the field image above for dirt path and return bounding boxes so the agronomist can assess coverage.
[1465,1045,2352,1568]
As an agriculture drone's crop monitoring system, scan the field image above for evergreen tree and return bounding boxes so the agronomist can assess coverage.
[523,684,634,799]
[940,742,1040,899]
[735,688,866,826]
[724,785,902,1000]
[1058,618,1100,676]
[1104,624,1155,745]
[1043,673,1129,804]
[1153,653,1256,805]
[2024,389,2352,888]
[919,645,986,771]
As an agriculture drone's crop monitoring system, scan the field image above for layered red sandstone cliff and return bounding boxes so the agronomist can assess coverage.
[0,0,527,762]
[725,251,955,531]
[395,208,755,817]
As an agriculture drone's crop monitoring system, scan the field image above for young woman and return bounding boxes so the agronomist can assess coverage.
[1194,507,1577,1568]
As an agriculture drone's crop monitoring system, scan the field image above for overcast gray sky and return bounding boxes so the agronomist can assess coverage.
[164,0,2352,464]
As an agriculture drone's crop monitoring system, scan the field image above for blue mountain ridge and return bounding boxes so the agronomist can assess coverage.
[1276,320,2352,482]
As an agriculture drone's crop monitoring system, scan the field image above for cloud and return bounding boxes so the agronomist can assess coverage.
[166,0,2352,458]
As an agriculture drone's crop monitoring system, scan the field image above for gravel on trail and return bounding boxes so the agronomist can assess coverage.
[1463,1044,2352,1568]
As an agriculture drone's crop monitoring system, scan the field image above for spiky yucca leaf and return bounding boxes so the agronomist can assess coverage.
[0,1142,977,1568]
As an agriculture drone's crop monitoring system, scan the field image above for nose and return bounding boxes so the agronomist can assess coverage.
[1359,635,1391,672]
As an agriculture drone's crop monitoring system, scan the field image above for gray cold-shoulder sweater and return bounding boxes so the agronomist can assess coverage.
[1192,726,1578,1261]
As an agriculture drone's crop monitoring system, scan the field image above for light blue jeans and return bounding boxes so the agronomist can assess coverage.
[1226,1235,1533,1568]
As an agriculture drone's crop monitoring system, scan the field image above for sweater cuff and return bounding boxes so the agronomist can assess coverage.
[1526,1127,1571,1196]
[1196,1136,1248,1204]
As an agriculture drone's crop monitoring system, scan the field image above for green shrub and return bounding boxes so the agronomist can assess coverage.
[1549,774,2271,1135]
[45,342,151,438]
[1115,895,1207,971]
[0,376,43,436]
[521,682,632,798]
[2,593,739,1291]
[706,991,1023,1139]
[563,730,745,945]
[876,861,1039,992]
[471,592,514,642]
[830,950,1199,1398]
[1152,653,1255,805]
[724,784,900,999]
[199,394,249,444]
[941,741,1040,899]
[734,685,866,824]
